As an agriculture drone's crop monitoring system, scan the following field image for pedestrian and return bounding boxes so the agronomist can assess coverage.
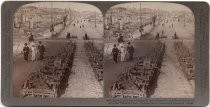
[23,43,30,61]
[38,41,46,60]
[66,32,70,38]
[28,33,34,42]
[31,42,37,61]
[118,35,124,43]
[127,42,135,61]
[50,25,54,32]
[174,32,178,39]
[156,32,160,39]
[120,44,126,62]
[112,44,119,63]
[85,33,88,40]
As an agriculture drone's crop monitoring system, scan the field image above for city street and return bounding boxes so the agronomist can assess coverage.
[62,40,103,98]
[13,16,103,97]
[150,18,194,98]
[60,18,103,98]
[104,17,194,98]
[151,40,194,98]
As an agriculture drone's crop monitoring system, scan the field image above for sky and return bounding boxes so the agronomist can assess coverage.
[112,2,193,13]
[24,2,101,13]
[23,2,192,14]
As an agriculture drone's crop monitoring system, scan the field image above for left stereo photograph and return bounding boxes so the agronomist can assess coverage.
[13,2,104,98]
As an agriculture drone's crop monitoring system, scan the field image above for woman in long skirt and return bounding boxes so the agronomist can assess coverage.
[120,44,126,62]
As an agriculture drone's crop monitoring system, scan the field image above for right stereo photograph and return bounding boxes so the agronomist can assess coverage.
[103,2,195,98]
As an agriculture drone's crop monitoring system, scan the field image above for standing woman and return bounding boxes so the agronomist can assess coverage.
[31,42,37,61]
[120,44,126,62]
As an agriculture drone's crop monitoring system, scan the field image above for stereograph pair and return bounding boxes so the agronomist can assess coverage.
[1,1,209,106]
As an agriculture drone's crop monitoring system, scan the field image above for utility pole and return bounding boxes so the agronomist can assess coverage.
[95,11,97,28]
[184,12,186,27]
[51,2,53,26]
[50,2,54,35]
[139,2,142,27]
[139,2,143,35]
[110,12,112,25]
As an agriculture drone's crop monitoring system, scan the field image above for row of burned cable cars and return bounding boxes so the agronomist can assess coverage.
[84,41,103,81]
[174,41,194,80]
[110,41,165,98]
[20,42,76,98]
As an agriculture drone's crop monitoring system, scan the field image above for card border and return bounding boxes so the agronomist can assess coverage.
[1,1,209,106]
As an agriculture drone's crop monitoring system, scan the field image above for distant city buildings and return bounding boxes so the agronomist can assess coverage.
[105,7,163,30]
[13,5,78,36]
[104,5,194,39]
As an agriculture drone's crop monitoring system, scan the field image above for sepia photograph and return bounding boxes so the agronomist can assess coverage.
[12,1,195,99]
[1,0,209,106]
[103,2,195,98]
[13,2,104,98]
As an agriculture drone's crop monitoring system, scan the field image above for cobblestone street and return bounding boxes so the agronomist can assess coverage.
[150,19,194,98]
[151,40,194,98]
[62,40,103,98]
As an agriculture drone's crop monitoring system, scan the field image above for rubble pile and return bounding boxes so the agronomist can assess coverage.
[20,42,76,98]
[174,41,194,80]
[110,42,165,98]
[84,41,103,81]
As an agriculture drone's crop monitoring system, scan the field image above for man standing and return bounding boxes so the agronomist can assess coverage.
[156,32,160,39]
[23,43,30,61]
[112,44,119,63]
[174,32,178,39]
[66,32,70,39]
[127,42,135,61]
[85,33,88,40]
[28,33,34,42]
[118,35,124,43]
[38,41,46,60]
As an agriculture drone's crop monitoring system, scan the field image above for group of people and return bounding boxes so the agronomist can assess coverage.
[111,35,135,63]
[23,41,46,62]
